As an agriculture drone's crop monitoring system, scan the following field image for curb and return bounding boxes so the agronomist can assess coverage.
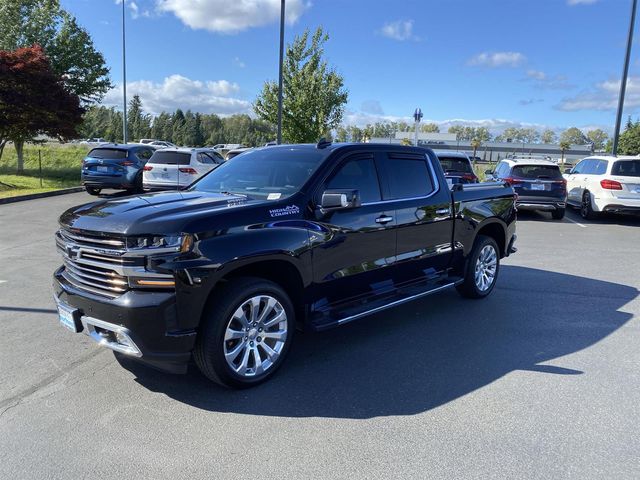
[0,186,83,205]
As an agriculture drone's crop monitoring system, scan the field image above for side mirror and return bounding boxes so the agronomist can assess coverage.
[320,189,360,210]
[564,168,573,174]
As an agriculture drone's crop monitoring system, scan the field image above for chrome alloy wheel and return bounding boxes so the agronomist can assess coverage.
[223,295,288,377]
[474,245,498,292]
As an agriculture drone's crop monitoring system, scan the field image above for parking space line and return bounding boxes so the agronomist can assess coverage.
[565,217,587,228]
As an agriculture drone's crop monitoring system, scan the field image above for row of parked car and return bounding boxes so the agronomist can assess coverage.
[79,142,640,221]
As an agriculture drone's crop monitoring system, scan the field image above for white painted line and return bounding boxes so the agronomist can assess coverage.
[565,217,587,228]
[0,280,7,285]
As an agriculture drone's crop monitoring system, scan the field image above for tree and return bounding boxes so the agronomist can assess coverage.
[617,120,640,155]
[559,140,571,166]
[0,45,83,172]
[560,127,587,145]
[470,138,481,160]
[127,95,151,142]
[0,0,111,103]
[586,129,609,151]
[421,123,440,133]
[519,128,540,144]
[541,129,557,144]
[254,27,348,143]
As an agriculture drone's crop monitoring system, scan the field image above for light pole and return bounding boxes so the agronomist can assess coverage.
[122,0,128,144]
[413,108,422,146]
[277,0,285,144]
[613,0,637,156]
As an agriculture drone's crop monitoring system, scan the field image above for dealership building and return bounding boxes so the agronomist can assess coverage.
[368,132,594,165]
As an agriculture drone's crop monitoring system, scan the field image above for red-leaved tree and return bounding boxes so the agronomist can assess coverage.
[0,45,84,173]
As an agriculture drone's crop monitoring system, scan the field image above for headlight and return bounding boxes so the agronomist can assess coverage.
[127,234,193,252]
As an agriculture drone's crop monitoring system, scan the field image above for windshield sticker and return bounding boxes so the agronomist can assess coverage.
[267,193,282,200]
[269,205,300,217]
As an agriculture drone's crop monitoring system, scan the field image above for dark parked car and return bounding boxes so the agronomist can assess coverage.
[433,150,479,185]
[486,158,567,219]
[54,143,517,388]
[81,143,156,195]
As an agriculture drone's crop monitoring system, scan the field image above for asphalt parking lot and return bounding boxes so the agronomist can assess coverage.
[1,192,639,479]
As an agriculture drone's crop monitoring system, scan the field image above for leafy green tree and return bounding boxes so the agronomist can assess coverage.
[559,140,571,166]
[0,0,111,103]
[420,123,440,133]
[560,127,587,145]
[254,27,348,143]
[470,138,481,160]
[519,128,540,144]
[335,126,348,142]
[127,95,151,142]
[618,120,640,155]
[172,109,185,145]
[586,129,609,151]
[541,129,557,144]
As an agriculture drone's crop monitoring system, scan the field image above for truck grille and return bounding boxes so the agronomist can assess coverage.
[56,228,134,298]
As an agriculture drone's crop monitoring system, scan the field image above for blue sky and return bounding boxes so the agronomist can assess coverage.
[61,0,639,135]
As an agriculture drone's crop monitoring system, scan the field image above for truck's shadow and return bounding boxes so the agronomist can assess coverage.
[117,265,637,419]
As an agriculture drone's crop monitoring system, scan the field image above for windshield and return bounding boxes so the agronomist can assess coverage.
[438,157,473,173]
[512,165,562,179]
[612,160,640,177]
[150,151,191,165]
[192,148,325,199]
[87,148,127,160]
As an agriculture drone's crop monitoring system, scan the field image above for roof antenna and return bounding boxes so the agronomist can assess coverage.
[316,137,331,149]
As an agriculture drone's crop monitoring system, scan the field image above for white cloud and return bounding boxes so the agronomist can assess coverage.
[568,0,598,5]
[468,52,526,68]
[156,0,309,33]
[556,77,640,111]
[519,98,544,106]
[379,20,417,41]
[232,57,246,68]
[525,69,574,90]
[102,74,251,115]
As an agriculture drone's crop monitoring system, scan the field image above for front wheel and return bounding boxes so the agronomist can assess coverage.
[456,235,500,299]
[194,277,295,388]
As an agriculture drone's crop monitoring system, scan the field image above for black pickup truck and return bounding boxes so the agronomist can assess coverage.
[53,143,517,388]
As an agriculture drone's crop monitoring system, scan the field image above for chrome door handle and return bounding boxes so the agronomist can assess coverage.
[435,208,450,215]
[375,215,393,224]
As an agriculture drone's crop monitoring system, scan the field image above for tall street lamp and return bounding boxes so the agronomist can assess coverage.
[122,0,128,144]
[277,0,285,144]
[612,0,637,156]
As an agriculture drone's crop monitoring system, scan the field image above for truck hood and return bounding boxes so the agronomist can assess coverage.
[59,190,264,235]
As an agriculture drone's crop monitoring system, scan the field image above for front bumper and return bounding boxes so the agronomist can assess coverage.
[53,267,196,373]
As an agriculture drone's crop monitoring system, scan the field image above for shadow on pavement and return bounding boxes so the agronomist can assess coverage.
[517,208,640,226]
[117,265,637,419]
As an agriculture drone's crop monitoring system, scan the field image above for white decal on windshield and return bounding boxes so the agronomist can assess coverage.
[269,205,300,217]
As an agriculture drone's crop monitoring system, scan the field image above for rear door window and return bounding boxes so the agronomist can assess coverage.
[612,160,640,177]
[87,148,127,160]
[380,154,435,199]
[438,156,473,173]
[593,160,608,175]
[512,165,563,179]
[327,157,381,203]
[150,151,191,165]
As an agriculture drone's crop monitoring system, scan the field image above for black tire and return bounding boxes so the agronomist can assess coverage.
[85,186,101,196]
[456,235,500,299]
[580,191,597,220]
[127,173,143,194]
[194,277,295,389]
[552,207,565,220]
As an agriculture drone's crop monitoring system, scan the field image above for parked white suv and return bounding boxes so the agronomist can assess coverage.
[565,156,640,219]
[142,148,225,191]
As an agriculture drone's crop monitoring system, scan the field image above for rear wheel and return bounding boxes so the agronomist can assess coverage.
[552,207,565,220]
[85,186,101,196]
[456,235,500,299]
[194,277,295,388]
[580,191,597,220]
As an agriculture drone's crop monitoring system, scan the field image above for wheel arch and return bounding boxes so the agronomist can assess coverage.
[474,219,507,257]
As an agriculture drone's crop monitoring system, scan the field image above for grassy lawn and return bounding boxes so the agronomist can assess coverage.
[0,143,88,199]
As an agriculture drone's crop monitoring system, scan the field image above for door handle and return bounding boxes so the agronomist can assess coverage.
[435,208,450,215]
[375,215,393,224]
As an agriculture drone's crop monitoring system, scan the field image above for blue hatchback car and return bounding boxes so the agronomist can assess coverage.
[81,143,156,195]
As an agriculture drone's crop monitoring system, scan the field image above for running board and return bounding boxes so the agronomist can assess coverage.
[311,278,461,331]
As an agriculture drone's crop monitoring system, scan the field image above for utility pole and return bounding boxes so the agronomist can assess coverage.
[277,0,285,144]
[613,0,637,155]
[122,0,128,144]
[413,108,423,146]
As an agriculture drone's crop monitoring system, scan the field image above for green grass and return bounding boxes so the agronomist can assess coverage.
[0,143,88,199]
